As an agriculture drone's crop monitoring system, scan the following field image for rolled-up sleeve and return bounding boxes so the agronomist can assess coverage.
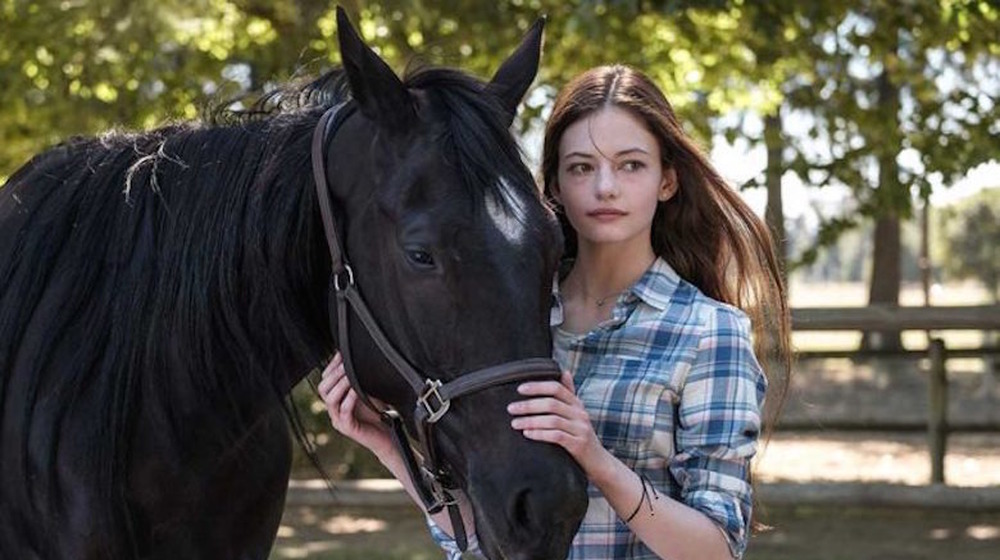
[669,306,767,559]
[425,515,484,560]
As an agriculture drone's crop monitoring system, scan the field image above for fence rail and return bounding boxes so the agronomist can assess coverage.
[792,305,1000,331]
[789,304,1000,485]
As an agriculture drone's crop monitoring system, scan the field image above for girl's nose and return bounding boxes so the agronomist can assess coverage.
[593,164,618,199]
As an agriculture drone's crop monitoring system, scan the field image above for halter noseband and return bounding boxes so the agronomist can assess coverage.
[310,101,562,551]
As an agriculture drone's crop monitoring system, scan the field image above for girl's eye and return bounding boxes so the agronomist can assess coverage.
[621,160,645,172]
[405,249,435,268]
[566,162,592,175]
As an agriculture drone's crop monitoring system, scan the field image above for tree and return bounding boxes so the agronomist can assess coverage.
[936,187,1000,303]
[0,0,332,180]
[782,0,1000,349]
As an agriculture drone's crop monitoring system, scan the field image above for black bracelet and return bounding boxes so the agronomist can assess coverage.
[624,474,660,524]
[624,474,649,523]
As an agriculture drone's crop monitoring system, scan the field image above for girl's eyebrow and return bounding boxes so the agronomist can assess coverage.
[564,147,651,159]
[616,147,651,156]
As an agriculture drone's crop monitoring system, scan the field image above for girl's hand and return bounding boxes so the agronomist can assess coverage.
[507,371,612,477]
[317,352,393,457]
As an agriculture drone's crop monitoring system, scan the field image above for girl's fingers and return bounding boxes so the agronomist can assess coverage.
[325,375,352,412]
[321,353,345,379]
[517,380,574,402]
[560,370,574,390]
[507,396,577,418]
[340,388,358,421]
[519,428,572,445]
[317,374,335,396]
[510,413,574,432]
[318,365,346,393]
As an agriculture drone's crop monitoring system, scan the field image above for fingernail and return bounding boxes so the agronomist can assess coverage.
[506,403,517,413]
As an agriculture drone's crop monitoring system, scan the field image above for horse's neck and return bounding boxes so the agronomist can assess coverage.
[156,119,330,402]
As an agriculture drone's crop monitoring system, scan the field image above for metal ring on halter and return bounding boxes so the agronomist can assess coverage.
[418,379,451,423]
[333,264,355,292]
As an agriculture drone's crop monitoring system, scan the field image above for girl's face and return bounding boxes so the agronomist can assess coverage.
[554,106,676,253]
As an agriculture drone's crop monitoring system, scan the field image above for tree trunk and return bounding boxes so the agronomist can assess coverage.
[861,45,904,352]
[763,112,787,284]
[862,214,904,351]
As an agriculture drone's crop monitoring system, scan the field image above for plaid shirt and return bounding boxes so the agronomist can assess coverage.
[429,258,766,559]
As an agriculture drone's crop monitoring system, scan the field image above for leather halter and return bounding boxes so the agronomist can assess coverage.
[310,101,562,550]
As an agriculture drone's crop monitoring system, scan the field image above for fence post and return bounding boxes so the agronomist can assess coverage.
[928,338,948,484]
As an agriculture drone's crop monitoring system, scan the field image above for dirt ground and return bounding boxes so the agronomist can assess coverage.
[270,503,1000,560]
[272,356,1000,559]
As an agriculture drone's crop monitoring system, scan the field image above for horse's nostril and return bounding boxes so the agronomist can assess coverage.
[510,487,534,528]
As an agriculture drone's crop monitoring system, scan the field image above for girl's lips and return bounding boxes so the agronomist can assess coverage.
[586,209,627,220]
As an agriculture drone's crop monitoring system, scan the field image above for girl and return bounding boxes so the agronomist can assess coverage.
[319,64,790,559]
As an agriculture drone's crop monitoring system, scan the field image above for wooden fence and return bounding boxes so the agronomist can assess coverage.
[790,304,1000,484]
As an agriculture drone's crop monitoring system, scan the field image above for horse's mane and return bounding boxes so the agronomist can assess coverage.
[0,63,539,556]
[219,65,540,213]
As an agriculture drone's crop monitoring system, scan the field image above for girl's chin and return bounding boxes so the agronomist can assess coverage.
[575,231,651,249]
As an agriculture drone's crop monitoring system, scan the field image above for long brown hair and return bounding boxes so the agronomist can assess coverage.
[542,64,791,435]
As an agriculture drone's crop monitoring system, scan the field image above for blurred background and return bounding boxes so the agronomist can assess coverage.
[3,1,998,558]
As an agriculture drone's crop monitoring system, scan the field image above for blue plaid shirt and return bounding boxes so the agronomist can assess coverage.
[429,258,766,559]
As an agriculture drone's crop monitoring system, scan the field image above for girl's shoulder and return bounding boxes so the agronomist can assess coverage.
[636,262,751,337]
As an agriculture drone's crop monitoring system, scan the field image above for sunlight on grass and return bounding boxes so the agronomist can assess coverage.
[321,515,387,534]
[965,524,1000,540]
[755,433,1000,486]
[929,527,953,540]
[277,525,296,538]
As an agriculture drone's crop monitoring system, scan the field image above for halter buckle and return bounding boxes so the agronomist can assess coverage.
[418,379,450,423]
[420,470,458,513]
[332,264,355,292]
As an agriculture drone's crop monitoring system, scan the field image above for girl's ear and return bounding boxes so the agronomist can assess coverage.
[550,180,562,204]
[658,167,678,202]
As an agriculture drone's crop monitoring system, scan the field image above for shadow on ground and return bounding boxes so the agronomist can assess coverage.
[270,503,1000,560]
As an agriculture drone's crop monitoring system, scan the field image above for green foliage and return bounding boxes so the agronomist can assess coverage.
[3,0,1000,468]
[0,0,333,179]
[787,1,999,210]
[757,0,1000,283]
[934,187,1000,302]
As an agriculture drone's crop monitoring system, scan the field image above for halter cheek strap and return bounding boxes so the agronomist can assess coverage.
[310,101,562,552]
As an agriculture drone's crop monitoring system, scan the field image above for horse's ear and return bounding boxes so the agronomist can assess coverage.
[488,17,545,126]
[336,7,415,130]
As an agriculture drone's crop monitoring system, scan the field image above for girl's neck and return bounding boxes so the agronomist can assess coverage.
[566,241,657,302]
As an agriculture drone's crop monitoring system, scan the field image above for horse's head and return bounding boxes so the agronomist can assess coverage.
[318,9,587,559]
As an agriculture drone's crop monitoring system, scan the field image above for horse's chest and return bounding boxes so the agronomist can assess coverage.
[122,407,294,557]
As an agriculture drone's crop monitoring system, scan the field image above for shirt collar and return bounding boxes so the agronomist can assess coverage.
[628,257,680,311]
[550,257,681,327]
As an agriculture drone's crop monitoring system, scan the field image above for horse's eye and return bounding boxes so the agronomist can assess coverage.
[405,249,435,268]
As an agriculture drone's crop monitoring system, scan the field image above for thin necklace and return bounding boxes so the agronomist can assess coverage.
[568,280,631,307]
[573,255,656,307]
[595,290,627,307]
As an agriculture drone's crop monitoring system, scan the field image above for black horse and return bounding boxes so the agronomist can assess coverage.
[0,9,587,560]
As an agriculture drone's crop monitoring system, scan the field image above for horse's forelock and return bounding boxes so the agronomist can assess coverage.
[399,67,547,242]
